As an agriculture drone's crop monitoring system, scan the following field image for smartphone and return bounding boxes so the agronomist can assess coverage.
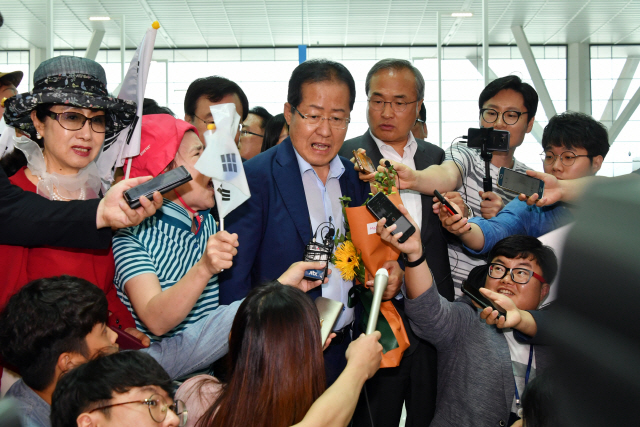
[366,192,416,244]
[461,283,507,320]
[124,166,192,209]
[315,297,344,345]
[466,128,510,152]
[433,189,457,216]
[108,325,145,350]
[353,150,376,175]
[497,167,544,199]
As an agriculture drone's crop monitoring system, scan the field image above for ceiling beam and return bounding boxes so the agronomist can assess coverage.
[344,0,350,46]
[507,0,549,45]
[84,30,105,60]
[262,0,275,47]
[543,0,590,45]
[135,0,178,48]
[608,84,640,144]
[380,0,393,46]
[442,0,473,46]
[600,57,640,126]
[411,0,429,46]
[582,0,633,44]
[184,0,210,48]
[512,25,557,118]
[17,0,74,50]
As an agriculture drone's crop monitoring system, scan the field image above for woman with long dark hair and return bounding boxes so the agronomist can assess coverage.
[260,113,289,152]
[176,281,382,427]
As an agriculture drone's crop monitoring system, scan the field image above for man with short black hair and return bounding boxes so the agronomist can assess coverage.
[0,276,239,427]
[440,111,609,255]
[340,58,452,426]
[0,70,21,119]
[240,106,272,160]
[50,351,183,427]
[219,59,402,386]
[380,228,557,426]
[183,76,249,145]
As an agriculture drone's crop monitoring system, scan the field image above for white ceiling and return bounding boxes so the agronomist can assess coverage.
[2,0,640,51]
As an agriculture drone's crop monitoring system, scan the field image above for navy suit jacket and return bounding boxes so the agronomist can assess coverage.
[340,130,455,301]
[218,138,370,304]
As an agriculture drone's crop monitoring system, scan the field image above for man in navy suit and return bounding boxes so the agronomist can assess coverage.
[219,59,402,386]
[340,59,454,427]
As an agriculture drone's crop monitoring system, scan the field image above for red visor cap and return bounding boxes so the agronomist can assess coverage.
[125,114,199,178]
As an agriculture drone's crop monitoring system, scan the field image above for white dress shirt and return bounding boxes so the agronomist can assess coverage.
[294,149,354,330]
[370,130,423,230]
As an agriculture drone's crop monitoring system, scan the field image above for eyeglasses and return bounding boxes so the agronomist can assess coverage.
[239,129,264,138]
[487,263,546,285]
[368,98,419,113]
[89,394,188,426]
[193,114,242,132]
[415,118,425,124]
[541,150,591,167]
[47,111,107,133]
[480,108,528,126]
[292,106,350,129]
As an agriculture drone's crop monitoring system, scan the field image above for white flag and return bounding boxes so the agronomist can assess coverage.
[96,23,158,190]
[195,103,251,220]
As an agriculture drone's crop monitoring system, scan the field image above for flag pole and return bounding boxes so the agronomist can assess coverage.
[124,156,133,180]
[220,218,224,232]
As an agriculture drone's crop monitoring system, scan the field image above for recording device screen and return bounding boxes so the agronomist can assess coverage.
[497,167,544,198]
[466,128,510,152]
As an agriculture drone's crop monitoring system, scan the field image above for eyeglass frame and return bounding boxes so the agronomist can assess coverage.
[46,110,107,133]
[367,98,419,113]
[239,129,264,138]
[192,114,242,132]
[88,394,187,426]
[480,108,529,126]
[487,263,546,285]
[540,150,592,167]
[291,106,351,129]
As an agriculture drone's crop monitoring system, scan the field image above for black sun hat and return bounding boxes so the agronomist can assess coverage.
[3,56,136,139]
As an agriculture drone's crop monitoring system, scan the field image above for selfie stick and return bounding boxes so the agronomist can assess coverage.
[366,268,389,335]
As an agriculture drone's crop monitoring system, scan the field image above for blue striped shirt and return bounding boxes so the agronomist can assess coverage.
[113,199,219,342]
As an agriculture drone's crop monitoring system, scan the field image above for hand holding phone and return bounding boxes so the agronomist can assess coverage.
[497,167,544,199]
[366,193,416,243]
[461,283,507,320]
[433,190,458,216]
[353,150,376,175]
[124,166,192,209]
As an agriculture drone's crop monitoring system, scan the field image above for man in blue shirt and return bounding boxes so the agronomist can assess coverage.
[438,111,610,255]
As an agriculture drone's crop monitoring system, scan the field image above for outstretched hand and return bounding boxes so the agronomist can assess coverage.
[345,332,383,380]
[435,195,471,236]
[278,261,330,292]
[478,287,521,328]
[518,170,560,207]
[376,204,422,257]
[479,191,504,219]
[96,176,164,230]
[375,159,415,191]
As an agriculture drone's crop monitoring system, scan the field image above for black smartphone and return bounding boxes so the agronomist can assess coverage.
[466,128,510,152]
[497,167,544,199]
[366,192,416,244]
[461,283,507,320]
[433,189,458,216]
[124,166,192,209]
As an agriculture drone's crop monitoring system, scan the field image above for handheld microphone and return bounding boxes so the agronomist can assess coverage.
[366,268,389,335]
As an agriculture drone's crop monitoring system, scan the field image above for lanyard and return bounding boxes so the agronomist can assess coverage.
[173,189,203,234]
[514,345,534,415]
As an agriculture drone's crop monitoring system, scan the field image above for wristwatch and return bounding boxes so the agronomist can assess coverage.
[402,243,426,268]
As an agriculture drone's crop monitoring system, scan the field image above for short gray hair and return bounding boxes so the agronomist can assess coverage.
[365,59,425,100]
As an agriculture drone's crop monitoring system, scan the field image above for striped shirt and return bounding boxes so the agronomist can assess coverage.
[113,199,219,342]
[444,143,531,295]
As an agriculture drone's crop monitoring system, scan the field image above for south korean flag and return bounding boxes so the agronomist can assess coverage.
[195,103,251,228]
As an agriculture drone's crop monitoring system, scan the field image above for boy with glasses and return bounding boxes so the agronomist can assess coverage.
[377,225,557,426]
[437,111,609,255]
